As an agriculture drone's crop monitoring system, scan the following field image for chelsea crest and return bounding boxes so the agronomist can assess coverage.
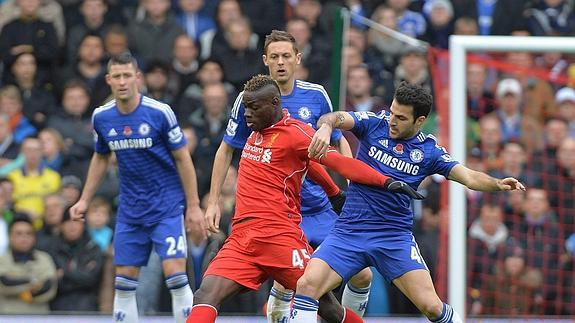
[298,106,311,120]
[410,149,424,163]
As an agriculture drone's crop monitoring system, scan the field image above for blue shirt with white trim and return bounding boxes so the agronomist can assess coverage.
[224,80,342,215]
[92,95,187,224]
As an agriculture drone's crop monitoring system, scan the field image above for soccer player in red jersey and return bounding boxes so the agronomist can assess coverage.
[187,75,422,323]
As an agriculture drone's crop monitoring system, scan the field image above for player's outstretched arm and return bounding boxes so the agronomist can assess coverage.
[172,146,207,240]
[70,153,110,221]
[309,112,355,159]
[448,164,526,192]
[205,141,235,233]
[315,151,425,199]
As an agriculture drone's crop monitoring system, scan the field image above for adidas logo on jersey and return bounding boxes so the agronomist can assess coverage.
[108,128,118,137]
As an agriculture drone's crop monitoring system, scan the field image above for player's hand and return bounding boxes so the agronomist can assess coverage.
[384,179,425,200]
[497,177,526,191]
[308,124,332,159]
[328,190,346,215]
[204,202,222,234]
[69,199,88,222]
[186,205,208,240]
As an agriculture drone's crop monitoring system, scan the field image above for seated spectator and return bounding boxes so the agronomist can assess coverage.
[49,208,105,312]
[65,0,110,64]
[38,128,65,173]
[286,17,330,85]
[394,46,432,94]
[387,0,426,37]
[198,0,245,60]
[526,0,575,37]
[483,240,543,315]
[103,24,129,59]
[85,197,113,252]
[175,0,215,42]
[0,0,65,46]
[35,193,66,253]
[530,117,569,175]
[0,85,37,145]
[170,34,200,98]
[466,63,495,121]
[453,16,478,36]
[0,214,58,314]
[555,87,575,137]
[142,60,175,106]
[8,137,60,229]
[421,0,454,49]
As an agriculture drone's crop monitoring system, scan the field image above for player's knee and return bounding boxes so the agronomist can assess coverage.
[296,274,319,297]
[192,286,217,306]
[349,268,372,288]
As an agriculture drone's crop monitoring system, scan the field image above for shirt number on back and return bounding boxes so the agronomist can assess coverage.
[166,236,187,256]
[292,249,311,269]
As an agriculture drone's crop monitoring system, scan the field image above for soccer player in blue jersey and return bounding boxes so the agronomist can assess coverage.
[69,52,207,323]
[204,30,373,322]
[291,82,526,323]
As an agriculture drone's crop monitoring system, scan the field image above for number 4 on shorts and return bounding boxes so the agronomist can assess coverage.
[411,246,423,264]
[292,249,311,269]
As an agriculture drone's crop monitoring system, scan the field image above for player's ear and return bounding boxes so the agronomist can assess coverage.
[295,52,302,65]
[262,54,268,66]
[415,115,426,127]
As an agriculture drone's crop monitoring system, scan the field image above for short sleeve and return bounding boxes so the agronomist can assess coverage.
[349,110,387,140]
[159,104,187,151]
[223,91,252,149]
[92,113,110,154]
[429,141,459,178]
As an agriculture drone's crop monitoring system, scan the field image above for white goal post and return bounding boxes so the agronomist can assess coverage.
[448,35,575,317]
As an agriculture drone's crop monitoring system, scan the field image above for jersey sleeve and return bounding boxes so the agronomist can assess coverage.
[429,140,459,178]
[317,87,343,142]
[91,112,110,154]
[223,91,251,149]
[159,103,187,151]
[349,110,387,140]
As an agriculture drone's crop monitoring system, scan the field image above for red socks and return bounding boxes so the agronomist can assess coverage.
[186,304,217,323]
[342,307,364,323]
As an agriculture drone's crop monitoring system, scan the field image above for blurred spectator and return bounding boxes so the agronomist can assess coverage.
[531,117,569,175]
[286,17,330,85]
[127,0,185,65]
[474,115,503,171]
[198,0,244,60]
[526,0,575,36]
[0,214,58,314]
[0,113,20,166]
[49,208,105,312]
[451,0,528,35]
[421,0,454,49]
[8,137,60,228]
[550,137,575,237]
[453,16,479,35]
[0,85,37,144]
[8,53,56,129]
[175,0,215,42]
[85,197,112,252]
[387,0,426,37]
[66,0,110,64]
[394,46,432,93]
[188,83,230,197]
[212,16,265,91]
[60,175,82,206]
[38,128,65,173]
[483,240,543,315]
[142,60,175,105]
[59,33,109,110]
[103,24,129,59]
[535,52,569,86]
[342,45,364,73]
[238,0,284,37]
[170,34,199,98]
[46,79,94,179]
[490,141,541,188]
[467,203,509,315]
[292,0,327,38]
[491,78,543,154]
[0,0,65,46]
[0,0,59,86]
[466,62,495,121]
[366,5,404,72]
[35,193,65,253]
[555,87,575,137]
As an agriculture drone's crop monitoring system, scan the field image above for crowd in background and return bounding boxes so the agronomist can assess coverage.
[0,0,574,317]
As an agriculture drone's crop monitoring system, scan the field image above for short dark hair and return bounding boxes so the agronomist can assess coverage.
[243,74,280,95]
[394,82,433,120]
[8,213,33,233]
[107,52,138,72]
[264,30,298,55]
[63,78,90,96]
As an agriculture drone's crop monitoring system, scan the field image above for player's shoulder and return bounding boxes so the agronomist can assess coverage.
[283,114,315,136]
[92,99,117,121]
[295,80,330,99]
[230,91,245,119]
[418,132,449,153]
[141,96,178,124]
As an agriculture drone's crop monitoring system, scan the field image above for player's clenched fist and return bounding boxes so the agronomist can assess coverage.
[69,199,88,222]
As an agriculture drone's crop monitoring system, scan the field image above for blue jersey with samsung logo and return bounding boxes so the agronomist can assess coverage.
[339,110,459,232]
[224,80,342,215]
[92,96,187,224]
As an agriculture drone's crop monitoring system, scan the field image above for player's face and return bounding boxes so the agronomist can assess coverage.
[243,89,280,131]
[263,41,301,85]
[106,63,140,102]
[388,100,425,139]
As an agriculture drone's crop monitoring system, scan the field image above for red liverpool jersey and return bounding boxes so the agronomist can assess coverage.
[234,111,316,226]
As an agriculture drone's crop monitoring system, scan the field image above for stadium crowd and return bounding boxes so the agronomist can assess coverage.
[0,0,574,317]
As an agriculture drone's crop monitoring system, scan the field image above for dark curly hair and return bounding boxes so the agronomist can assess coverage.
[243,74,280,95]
[394,82,433,121]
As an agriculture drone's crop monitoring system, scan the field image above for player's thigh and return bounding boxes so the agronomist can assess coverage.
[369,233,429,283]
[300,211,337,248]
[392,269,442,312]
[194,274,247,306]
[297,258,343,299]
[312,230,368,284]
[114,221,152,267]
[150,215,187,261]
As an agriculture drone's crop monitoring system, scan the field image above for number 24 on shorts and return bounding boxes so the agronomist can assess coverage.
[292,249,311,269]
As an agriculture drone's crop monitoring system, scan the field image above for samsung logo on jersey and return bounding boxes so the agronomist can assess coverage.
[109,138,153,151]
[369,146,419,175]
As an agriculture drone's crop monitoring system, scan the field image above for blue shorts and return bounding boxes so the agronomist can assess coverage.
[114,215,187,266]
[300,209,338,249]
[313,229,428,283]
